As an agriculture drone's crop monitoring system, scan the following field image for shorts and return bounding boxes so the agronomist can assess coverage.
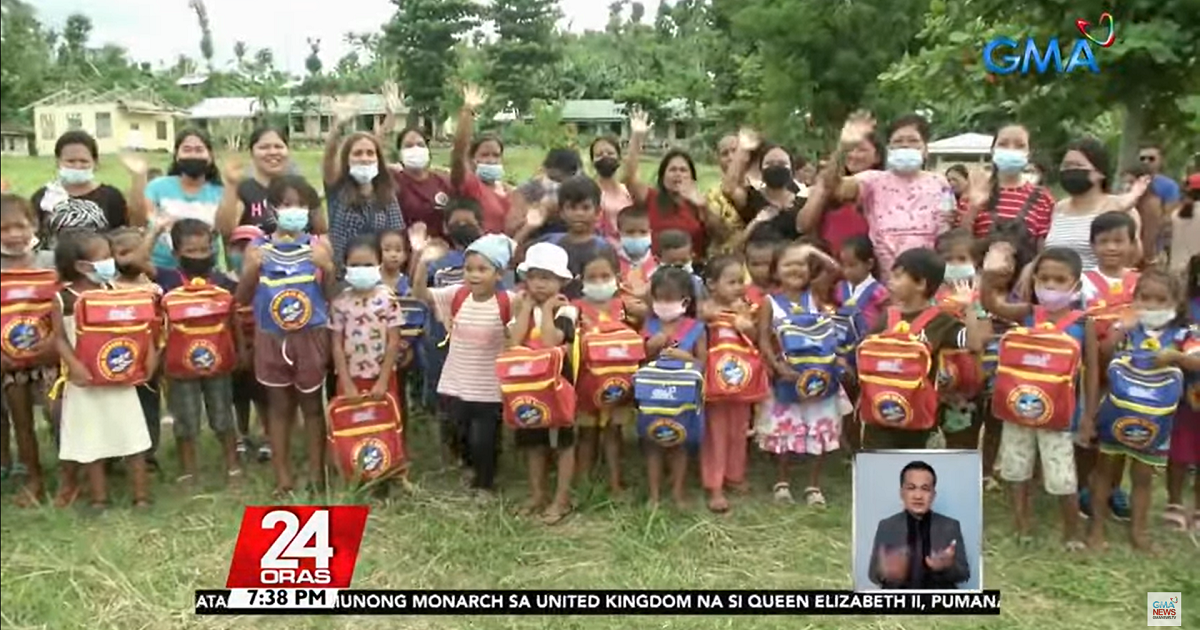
[514,427,576,450]
[167,375,236,440]
[1169,406,1200,466]
[576,406,634,429]
[255,327,330,393]
[998,423,1077,495]
[231,369,265,406]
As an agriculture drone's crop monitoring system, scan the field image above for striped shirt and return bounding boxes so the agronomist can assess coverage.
[1044,196,1138,270]
[430,286,514,403]
[957,183,1055,238]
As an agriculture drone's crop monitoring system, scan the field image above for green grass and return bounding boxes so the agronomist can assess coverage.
[1,147,1197,629]
[0,148,722,199]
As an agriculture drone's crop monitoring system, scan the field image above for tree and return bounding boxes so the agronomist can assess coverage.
[382,0,479,128]
[0,0,52,121]
[58,13,91,69]
[485,0,562,113]
[305,38,322,76]
[233,41,248,68]
[187,0,214,71]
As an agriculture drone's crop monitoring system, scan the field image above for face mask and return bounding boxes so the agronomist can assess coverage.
[276,207,309,233]
[886,147,924,173]
[176,158,210,179]
[400,146,430,170]
[349,163,379,184]
[59,167,94,186]
[593,157,619,178]
[448,223,482,247]
[582,279,619,301]
[345,265,382,290]
[229,252,244,273]
[1059,168,1095,195]
[179,255,215,277]
[620,235,652,259]
[1021,172,1041,186]
[992,148,1028,174]
[762,165,793,189]
[1034,285,1077,310]
[943,263,976,282]
[116,261,142,278]
[87,258,118,283]
[1137,309,1176,330]
[476,163,504,184]
[653,301,687,322]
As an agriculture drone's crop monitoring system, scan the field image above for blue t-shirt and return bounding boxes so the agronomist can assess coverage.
[144,176,224,270]
[1150,174,1182,205]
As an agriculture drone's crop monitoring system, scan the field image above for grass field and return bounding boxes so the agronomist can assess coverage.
[1,147,1197,630]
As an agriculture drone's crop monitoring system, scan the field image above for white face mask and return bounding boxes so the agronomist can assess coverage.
[581,279,618,301]
[400,146,430,170]
[349,163,379,184]
[1020,172,1041,186]
[1137,309,1176,330]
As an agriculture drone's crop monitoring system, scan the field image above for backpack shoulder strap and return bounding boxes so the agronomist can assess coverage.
[674,318,704,352]
[1121,270,1140,300]
[769,293,791,314]
[1054,309,1086,332]
[1083,270,1108,302]
[909,307,942,336]
[450,285,472,319]
[495,290,512,324]
[884,307,903,331]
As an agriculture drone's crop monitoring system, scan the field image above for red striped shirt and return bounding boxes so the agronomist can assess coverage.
[958,183,1055,238]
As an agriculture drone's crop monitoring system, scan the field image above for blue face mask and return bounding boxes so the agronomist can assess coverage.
[345,265,382,290]
[59,167,94,186]
[476,163,504,184]
[992,148,1029,174]
[886,147,924,173]
[943,263,976,282]
[620,235,652,259]
[87,257,117,283]
[275,207,309,233]
[229,252,244,273]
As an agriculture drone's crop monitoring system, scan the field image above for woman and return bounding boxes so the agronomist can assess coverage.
[945,164,969,202]
[722,137,805,246]
[133,128,224,271]
[322,109,405,272]
[450,84,511,235]
[589,135,633,241]
[704,134,745,255]
[393,127,454,239]
[829,112,955,277]
[957,124,1055,243]
[214,126,309,238]
[32,130,135,251]
[623,110,726,260]
[797,134,882,256]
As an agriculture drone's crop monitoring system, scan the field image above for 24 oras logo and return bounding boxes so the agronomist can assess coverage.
[983,12,1115,75]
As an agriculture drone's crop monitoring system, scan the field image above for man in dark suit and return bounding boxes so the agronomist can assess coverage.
[868,460,970,589]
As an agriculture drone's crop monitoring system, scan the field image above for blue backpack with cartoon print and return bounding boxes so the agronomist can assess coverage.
[1097,326,1185,457]
[771,292,840,403]
[634,318,706,449]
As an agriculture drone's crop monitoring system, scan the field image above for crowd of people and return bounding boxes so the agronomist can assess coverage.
[1,83,1198,554]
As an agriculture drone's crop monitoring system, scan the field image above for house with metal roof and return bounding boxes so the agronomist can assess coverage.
[187,94,409,141]
[23,88,185,155]
[557,98,710,141]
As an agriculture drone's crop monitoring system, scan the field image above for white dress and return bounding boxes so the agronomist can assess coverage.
[58,293,151,464]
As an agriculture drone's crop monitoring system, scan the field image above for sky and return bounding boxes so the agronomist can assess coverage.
[32,0,663,74]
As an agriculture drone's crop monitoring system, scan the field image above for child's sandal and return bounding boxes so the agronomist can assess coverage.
[53,486,81,508]
[13,485,43,508]
[541,504,574,526]
[1162,504,1189,531]
[772,482,793,503]
[803,487,826,507]
[1063,540,1087,553]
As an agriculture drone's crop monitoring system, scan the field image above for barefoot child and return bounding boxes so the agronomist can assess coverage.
[1087,269,1200,551]
[509,242,578,523]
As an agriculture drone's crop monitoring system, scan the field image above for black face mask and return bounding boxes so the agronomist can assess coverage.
[1059,168,1095,195]
[593,157,620,178]
[116,261,141,278]
[762,165,793,190]
[176,158,210,179]
[179,255,215,277]
[447,224,482,247]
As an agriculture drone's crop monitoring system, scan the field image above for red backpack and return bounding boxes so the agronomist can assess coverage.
[856,307,942,431]
[161,278,236,379]
[1083,270,1137,344]
[494,303,576,430]
[705,312,768,403]
[574,299,645,412]
[991,307,1084,431]
[72,288,160,386]
[0,268,59,368]
[327,393,405,482]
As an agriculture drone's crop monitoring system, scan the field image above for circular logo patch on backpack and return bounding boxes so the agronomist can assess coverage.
[186,339,220,373]
[97,338,138,380]
[512,396,550,428]
[351,438,391,478]
[269,289,313,331]
[797,369,831,399]
[718,356,749,388]
[1112,416,1159,450]
[597,377,631,406]
[1006,385,1052,425]
[874,392,912,425]
[2,316,47,357]
[646,417,686,447]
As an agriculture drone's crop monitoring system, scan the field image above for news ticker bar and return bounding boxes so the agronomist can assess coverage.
[195,589,1002,616]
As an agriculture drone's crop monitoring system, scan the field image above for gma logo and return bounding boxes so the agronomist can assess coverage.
[982,37,1100,75]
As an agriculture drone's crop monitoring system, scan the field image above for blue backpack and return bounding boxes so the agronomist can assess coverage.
[634,319,706,449]
[771,292,840,403]
[832,279,880,363]
[1096,327,1184,457]
[253,235,328,335]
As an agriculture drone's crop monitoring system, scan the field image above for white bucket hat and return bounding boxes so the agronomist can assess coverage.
[517,242,573,280]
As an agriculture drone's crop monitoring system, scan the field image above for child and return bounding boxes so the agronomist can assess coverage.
[616,204,657,284]
[701,255,760,512]
[0,194,58,506]
[412,233,515,496]
[1087,269,1200,552]
[654,229,707,299]
[574,247,639,493]
[935,228,977,300]
[933,228,986,446]
[863,248,985,450]
[529,175,608,298]
[642,266,706,507]
[156,218,242,483]
[509,242,577,523]
[380,229,411,296]
[756,242,851,505]
[330,233,404,477]
[1166,254,1200,532]
[227,224,270,462]
[236,175,335,495]
[981,246,1097,550]
[744,224,784,304]
[833,235,888,453]
[52,231,153,508]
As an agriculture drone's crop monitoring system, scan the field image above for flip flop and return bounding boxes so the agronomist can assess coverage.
[1063,540,1087,552]
[53,486,81,509]
[541,504,574,526]
[13,485,42,508]
[772,482,793,503]
[803,486,827,507]
[707,495,730,514]
[1162,504,1188,531]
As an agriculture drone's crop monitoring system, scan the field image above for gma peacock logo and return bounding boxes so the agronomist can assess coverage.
[983,12,1115,76]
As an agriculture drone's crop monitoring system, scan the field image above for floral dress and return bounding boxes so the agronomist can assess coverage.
[754,297,852,455]
[329,285,402,382]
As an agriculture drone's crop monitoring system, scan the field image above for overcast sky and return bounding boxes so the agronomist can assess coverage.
[32,0,662,73]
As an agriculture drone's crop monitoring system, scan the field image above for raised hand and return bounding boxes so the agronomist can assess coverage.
[525,203,547,230]
[924,540,957,571]
[946,278,977,307]
[382,81,403,114]
[966,167,991,208]
[737,127,761,152]
[629,108,652,136]
[462,84,486,111]
[222,156,245,185]
[1128,174,1152,199]
[120,154,149,176]
[678,178,704,206]
[982,242,1014,274]
[331,97,359,127]
[878,546,910,581]
[840,110,876,146]
[408,222,429,253]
